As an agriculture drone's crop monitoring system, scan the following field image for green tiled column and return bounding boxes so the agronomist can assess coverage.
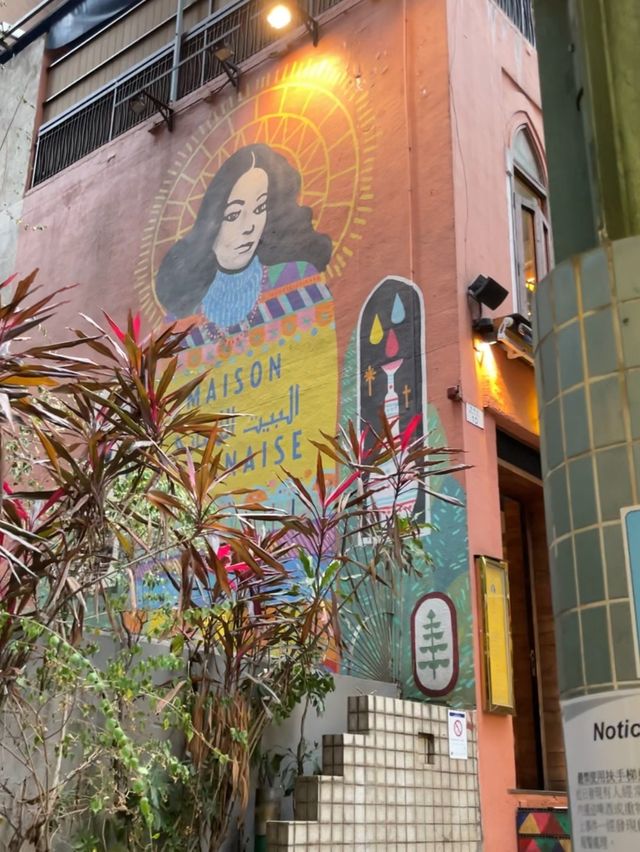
[533,5,640,847]
[534,236,640,698]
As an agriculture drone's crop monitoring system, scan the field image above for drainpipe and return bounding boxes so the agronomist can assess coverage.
[169,0,185,103]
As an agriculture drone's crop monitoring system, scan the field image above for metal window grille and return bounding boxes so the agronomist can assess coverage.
[32,0,342,185]
[493,0,535,45]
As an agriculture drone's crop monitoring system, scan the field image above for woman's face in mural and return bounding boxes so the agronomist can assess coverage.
[213,167,268,271]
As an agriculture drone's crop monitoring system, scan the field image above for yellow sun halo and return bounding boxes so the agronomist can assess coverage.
[136,58,375,326]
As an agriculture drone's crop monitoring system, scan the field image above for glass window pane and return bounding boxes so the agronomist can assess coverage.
[515,174,539,203]
[521,205,538,316]
[514,128,543,184]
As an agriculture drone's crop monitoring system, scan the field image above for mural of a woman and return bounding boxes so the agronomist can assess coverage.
[155,143,332,330]
[154,143,339,512]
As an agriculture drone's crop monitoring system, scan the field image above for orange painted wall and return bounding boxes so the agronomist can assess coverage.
[445,1,564,848]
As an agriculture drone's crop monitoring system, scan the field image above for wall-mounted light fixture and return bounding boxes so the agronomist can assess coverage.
[128,90,174,131]
[265,2,319,47]
[467,274,509,344]
[211,41,241,88]
[473,317,498,344]
[467,275,509,311]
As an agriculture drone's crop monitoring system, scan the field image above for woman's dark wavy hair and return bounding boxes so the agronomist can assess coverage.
[155,143,332,317]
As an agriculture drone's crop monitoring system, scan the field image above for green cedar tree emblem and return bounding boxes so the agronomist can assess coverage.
[418,609,450,677]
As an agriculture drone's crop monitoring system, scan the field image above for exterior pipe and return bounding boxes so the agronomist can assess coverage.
[169,0,185,104]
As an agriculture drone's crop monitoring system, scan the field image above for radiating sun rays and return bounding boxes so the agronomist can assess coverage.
[135,57,376,326]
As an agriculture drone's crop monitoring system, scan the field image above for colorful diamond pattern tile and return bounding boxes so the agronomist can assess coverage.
[518,839,572,852]
[517,808,572,851]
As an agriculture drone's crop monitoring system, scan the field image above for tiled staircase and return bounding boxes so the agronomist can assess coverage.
[267,695,481,851]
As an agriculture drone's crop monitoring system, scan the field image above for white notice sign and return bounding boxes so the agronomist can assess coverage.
[465,402,484,430]
[563,688,640,851]
[448,709,468,760]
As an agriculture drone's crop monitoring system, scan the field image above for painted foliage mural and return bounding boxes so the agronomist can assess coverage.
[340,277,473,705]
[135,60,473,706]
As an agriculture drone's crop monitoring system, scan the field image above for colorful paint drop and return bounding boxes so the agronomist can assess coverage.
[369,313,384,345]
[357,277,428,525]
[385,328,399,358]
[391,293,405,324]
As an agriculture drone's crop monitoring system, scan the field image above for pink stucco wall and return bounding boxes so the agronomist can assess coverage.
[446,1,561,849]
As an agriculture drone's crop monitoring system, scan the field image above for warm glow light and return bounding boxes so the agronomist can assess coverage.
[474,340,499,383]
[266,3,293,29]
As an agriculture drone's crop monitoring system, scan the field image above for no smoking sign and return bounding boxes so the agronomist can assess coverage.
[448,710,468,760]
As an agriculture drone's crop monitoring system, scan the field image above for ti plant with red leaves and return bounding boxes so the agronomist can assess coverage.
[0,273,468,852]
[0,282,235,705]
[120,410,468,851]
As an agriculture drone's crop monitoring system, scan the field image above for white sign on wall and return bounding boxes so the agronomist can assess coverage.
[465,402,484,430]
[448,709,468,760]
[563,688,640,851]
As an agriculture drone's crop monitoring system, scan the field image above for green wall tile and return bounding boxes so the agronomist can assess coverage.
[610,601,639,681]
[568,456,598,529]
[539,335,559,400]
[589,376,626,448]
[596,446,633,521]
[543,480,555,546]
[633,444,640,496]
[625,369,640,440]
[557,611,583,692]
[603,523,631,599]
[549,466,571,537]
[543,398,564,470]
[535,354,544,404]
[535,275,554,341]
[584,308,617,377]
[619,300,640,369]
[613,236,640,301]
[581,606,612,685]
[575,529,605,604]
[581,247,610,311]
[563,386,590,457]
[557,321,583,389]
[550,537,577,614]
[553,261,578,325]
